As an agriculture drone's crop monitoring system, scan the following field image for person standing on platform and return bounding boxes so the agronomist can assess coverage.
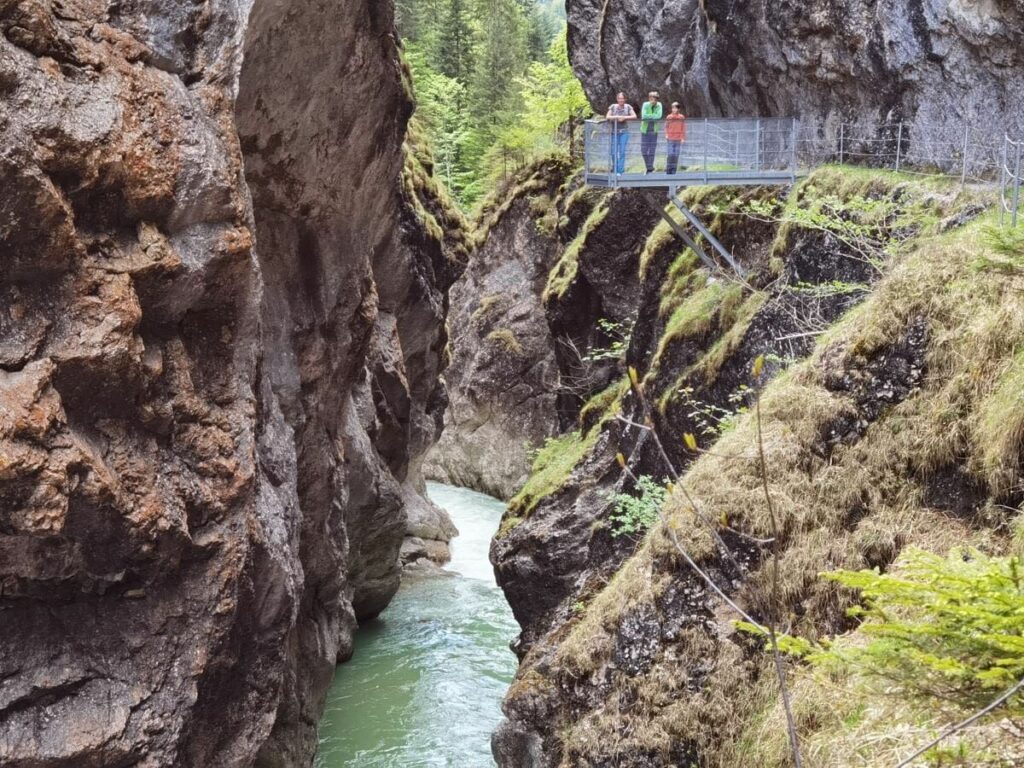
[640,91,663,173]
[665,102,687,174]
[606,92,636,174]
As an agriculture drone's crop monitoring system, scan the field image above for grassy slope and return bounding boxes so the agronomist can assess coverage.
[502,167,1024,766]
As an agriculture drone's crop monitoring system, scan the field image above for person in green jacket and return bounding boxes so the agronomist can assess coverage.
[640,91,663,173]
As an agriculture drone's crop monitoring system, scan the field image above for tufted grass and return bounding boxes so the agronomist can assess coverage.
[485,328,524,356]
[511,184,1024,764]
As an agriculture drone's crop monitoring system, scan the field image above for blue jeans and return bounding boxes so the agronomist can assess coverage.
[666,140,682,174]
[610,130,630,173]
[641,130,658,172]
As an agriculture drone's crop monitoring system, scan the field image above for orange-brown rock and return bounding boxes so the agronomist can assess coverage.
[0,0,463,765]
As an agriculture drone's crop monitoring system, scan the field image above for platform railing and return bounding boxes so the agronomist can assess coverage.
[584,116,1023,226]
[584,117,799,186]
[1000,136,1022,228]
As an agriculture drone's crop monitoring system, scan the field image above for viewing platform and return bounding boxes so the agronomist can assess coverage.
[584,117,800,191]
[583,117,801,277]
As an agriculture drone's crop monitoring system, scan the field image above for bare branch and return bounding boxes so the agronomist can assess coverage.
[755,386,803,768]
[895,676,1024,768]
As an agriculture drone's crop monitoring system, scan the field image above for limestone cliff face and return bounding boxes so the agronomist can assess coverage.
[567,0,1024,139]
[426,162,568,500]
[0,0,461,765]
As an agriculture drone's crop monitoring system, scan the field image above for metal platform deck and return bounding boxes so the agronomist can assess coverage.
[586,170,799,189]
[584,116,800,275]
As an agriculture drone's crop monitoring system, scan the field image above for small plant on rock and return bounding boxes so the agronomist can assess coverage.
[608,475,668,538]
[584,318,634,364]
[675,384,752,437]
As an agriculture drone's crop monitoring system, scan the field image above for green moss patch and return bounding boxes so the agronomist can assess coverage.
[543,199,610,303]
[507,429,599,518]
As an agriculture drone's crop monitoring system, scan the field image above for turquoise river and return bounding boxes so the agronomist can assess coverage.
[315,482,518,767]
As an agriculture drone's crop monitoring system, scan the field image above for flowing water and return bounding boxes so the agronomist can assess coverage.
[315,482,518,768]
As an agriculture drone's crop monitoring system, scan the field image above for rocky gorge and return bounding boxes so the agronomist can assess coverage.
[453,2,1024,766]
[3,0,1024,766]
[0,0,464,765]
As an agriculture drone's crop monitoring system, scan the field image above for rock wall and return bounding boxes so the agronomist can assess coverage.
[566,0,1024,141]
[0,0,462,765]
[426,162,567,500]
[485,167,1006,766]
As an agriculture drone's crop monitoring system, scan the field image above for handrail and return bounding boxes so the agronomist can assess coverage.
[584,116,799,185]
[582,116,1023,227]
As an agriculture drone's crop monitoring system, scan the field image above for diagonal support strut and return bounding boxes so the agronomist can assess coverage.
[644,194,718,273]
[668,191,747,278]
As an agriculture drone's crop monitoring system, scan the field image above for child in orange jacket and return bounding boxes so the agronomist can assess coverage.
[665,103,686,174]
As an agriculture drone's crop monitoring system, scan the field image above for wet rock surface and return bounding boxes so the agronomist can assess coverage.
[0,0,461,765]
[566,0,1024,139]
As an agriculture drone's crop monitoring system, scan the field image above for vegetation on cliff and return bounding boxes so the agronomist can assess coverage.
[397,0,586,205]
[489,161,1024,766]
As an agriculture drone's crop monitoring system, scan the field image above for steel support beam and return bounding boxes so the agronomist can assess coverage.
[669,192,747,278]
[644,194,718,273]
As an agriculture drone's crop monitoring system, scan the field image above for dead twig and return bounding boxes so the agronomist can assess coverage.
[895,676,1024,768]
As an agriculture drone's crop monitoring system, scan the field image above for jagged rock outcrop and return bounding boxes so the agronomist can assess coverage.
[488,167,1007,766]
[0,1,462,765]
[566,0,1024,140]
[426,162,567,500]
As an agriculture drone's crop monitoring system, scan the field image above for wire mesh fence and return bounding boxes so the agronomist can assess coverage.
[797,121,1023,226]
[583,118,799,181]
[583,116,1024,227]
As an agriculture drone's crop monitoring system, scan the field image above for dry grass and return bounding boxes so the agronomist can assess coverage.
[730,657,1024,767]
[507,193,1024,764]
[554,541,661,673]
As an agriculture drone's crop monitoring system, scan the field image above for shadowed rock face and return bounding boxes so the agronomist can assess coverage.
[567,0,1024,138]
[0,0,459,765]
[426,179,564,501]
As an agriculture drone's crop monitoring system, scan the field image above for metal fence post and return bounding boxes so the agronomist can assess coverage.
[960,122,970,185]
[1013,140,1022,228]
[839,123,845,164]
[895,121,904,173]
[703,117,709,182]
[755,118,761,173]
[1001,135,1008,227]
[789,118,798,179]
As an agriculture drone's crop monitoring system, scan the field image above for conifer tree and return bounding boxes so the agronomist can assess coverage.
[437,0,474,83]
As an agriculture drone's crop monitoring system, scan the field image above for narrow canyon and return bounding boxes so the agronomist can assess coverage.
[2,0,1024,767]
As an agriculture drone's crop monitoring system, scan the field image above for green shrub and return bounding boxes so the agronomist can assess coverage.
[742,547,1024,718]
[608,475,668,538]
[584,318,633,363]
